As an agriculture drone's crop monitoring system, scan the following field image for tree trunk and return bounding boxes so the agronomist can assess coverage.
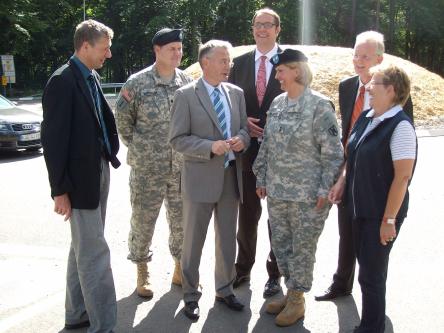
[375,0,381,30]
[388,0,396,53]
[349,0,357,45]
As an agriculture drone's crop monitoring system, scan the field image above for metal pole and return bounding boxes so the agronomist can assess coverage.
[83,0,86,21]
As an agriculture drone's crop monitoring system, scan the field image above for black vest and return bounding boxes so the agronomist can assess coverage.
[345,109,416,220]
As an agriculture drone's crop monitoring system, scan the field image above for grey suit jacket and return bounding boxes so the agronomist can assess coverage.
[169,78,250,203]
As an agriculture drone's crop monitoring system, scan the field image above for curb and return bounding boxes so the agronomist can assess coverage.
[416,129,444,138]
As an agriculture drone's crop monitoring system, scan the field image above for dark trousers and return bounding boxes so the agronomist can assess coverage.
[236,170,280,279]
[332,202,356,292]
[353,217,402,333]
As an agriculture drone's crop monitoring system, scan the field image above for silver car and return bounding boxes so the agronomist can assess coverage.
[0,95,42,151]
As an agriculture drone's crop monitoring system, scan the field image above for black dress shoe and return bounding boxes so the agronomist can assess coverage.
[215,294,244,311]
[64,320,90,330]
[314,287,351,301]
[233,274,250,288]
[184,301,200,320]
[263,277,281,297]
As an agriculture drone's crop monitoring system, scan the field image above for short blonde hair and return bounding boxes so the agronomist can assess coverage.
[355,31,384,56]
[284,61,313,87]
[370,64,410,105]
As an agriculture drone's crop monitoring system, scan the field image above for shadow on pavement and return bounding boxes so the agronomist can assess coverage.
[117,286,192,332]
[385,316,394,333]
[0,149,42,163]
[201,288,252,333]
[333,295,360,332]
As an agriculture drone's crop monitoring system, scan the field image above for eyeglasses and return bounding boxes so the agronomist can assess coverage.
[252,22,276,29]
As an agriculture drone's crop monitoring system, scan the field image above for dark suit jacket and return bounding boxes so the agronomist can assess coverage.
[228,48,283,171]
[42,60,120,209]
[339,75,414,146]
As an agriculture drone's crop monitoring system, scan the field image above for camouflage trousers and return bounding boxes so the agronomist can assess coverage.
[127,168,183,263]
[267,197,331,292]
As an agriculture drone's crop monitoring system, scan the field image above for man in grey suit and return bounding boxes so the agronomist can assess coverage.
[169,40,250,320]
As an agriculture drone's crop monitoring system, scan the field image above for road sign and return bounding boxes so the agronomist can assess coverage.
[1,55,16,84]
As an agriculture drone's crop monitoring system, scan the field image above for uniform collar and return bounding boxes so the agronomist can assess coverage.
[151,64,184,87]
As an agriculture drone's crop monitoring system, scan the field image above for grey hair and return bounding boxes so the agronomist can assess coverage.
[355,30,385,55]
[198,40,232,66]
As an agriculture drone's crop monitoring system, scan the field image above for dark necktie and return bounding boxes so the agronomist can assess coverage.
[212,88,229,168]
[88,74,111,155]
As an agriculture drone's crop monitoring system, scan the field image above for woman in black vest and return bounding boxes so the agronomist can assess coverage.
[328,64,417,333]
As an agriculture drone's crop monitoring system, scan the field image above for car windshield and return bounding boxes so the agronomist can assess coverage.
[0,95,14,109]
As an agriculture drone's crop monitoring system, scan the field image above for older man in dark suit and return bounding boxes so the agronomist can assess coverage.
[316,31,413,302]
[228,7,283,297]
[41,20,120,332]
[169,40,250,320]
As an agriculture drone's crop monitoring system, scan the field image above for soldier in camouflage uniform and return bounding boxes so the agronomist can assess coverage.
[115,28,193,298]
[253,49,343,327]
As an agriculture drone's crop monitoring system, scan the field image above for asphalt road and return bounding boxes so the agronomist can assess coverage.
[0,103,443,332]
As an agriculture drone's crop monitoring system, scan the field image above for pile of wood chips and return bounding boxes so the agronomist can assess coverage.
[185,45,444,129]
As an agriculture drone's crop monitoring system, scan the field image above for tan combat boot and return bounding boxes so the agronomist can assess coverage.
[275,289,305,327]
[266,295,288,314]
[136,262,153,298]
[172,260,182,286]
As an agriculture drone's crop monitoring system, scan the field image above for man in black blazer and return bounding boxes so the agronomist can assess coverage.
[41,20,120,332]
[228,7,283,297]
[316,31,413,302]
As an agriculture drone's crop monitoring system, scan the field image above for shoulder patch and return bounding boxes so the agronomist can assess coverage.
[328,125,338,136]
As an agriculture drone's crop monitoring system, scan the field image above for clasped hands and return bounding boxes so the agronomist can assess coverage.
[211,136,245,155]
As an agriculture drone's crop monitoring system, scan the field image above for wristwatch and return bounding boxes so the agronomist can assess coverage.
[383,217,396,225]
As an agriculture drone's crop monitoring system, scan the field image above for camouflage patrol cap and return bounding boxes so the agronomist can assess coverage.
[152,28,183,46]
[270,48,308,66]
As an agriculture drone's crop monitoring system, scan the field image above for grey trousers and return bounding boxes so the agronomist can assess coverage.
[65,159,117,333]
[181,166,238,303]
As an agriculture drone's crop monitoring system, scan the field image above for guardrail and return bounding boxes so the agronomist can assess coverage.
[101,83,124,94]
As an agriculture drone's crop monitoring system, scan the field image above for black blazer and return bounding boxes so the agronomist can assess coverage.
[228,48,283,170]
[41,60,120,209]
[339,75,414,146]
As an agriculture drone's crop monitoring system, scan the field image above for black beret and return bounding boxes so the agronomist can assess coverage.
[152,28,183,46]
[270,48,308,66]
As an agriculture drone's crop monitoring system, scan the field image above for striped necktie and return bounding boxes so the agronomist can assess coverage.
[212,88,229,168]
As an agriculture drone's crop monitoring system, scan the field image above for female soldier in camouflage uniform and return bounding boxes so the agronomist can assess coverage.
[253,49,343,327]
